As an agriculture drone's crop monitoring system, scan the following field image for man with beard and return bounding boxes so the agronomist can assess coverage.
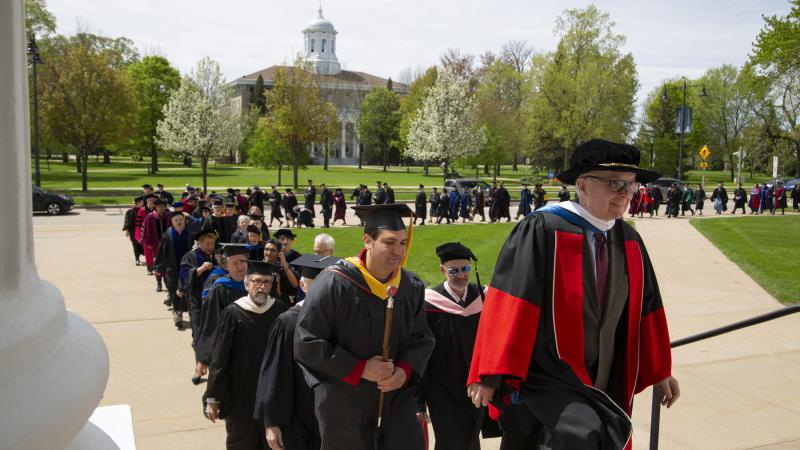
[468,139,678,450]
[180,229,219,384]
[254,254,342,450]
[142,199,172,291]
[155,213,192,328]
[417,243,490,450]
[196,245,251,370]
[205,261,288,449]
[414,184,427,225]
[294,204,435,450]
[320,183,334,228]
[123,196,145,266]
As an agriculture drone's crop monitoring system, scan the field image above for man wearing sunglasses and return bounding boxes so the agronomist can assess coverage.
[417,242,494,450]
[468,139,678,450]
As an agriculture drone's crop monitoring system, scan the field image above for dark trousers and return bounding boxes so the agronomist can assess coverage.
[322,207,332,227]
[499,404,541,450]
[225,416,266,450]
[129,238,143,262]
[189,295,202,351]
[165,272,187,313]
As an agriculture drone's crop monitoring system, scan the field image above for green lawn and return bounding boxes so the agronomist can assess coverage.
[288,222,517,285]
[691,215,800,304]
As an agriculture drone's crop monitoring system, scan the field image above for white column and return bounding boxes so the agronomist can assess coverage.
[340,121,346,159]
[0,1,109,449]
[354,134,360,160]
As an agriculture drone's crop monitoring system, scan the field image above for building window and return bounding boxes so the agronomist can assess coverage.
[322,39,326,53]
[331,40,335,54]
[311,39,315,52]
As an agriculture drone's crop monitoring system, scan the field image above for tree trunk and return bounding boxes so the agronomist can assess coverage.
[277,162,282,186]
[493,162,498,182]
[292,139,301,189]
[81,147,89,191]
[358,145,363,169]
[424,160,429,176]
[324,143,329,171]
[383,146,387,172]
[484,163,490,175]
[512,152,518,171]
[76,152,81,173]
[61,152,69,163]
[201,156,209,193]
[475,166,479,178]
[102,151,110,164]
[795,140,800,177]
[728,153,735,182]
[442,159,449,182]
[150,142,159,174]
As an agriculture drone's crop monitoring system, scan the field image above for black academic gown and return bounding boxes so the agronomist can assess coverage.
[415,191,427,219]
[179,249,217,347]
[418,282,487,450]
[205,301,288,450]
[254,305,321,450]
[294,260,435,450]
[154,228,191,313]
[196,279,248,365]
[205,215,238,243]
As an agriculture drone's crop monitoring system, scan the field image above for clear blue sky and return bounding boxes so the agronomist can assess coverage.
[48,0,791,111]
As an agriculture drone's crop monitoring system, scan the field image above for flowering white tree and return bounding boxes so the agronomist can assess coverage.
[156,57,245,192]
[407,66,486,180]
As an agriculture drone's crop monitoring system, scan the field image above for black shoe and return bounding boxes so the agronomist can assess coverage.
[147,270,153,276]
[135,261,141,266]
[191,375,202,385]
[156,285,163,292]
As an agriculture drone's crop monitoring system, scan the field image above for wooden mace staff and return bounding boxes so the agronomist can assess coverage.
[377,286,397,428]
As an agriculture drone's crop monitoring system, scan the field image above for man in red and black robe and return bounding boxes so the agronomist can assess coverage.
[468,139,679,450]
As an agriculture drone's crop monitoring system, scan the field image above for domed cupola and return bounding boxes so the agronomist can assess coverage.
[303,8,341,75]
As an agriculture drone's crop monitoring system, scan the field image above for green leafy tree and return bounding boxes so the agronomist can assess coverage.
[359,87,401,171]
[126,55,180,174]
[250,74,267,116]
[527,5,638,170]
[25,0,56,36]
[476,60,531,179]
[264,56,338,189]
[747,0,800,176]
[246,118,292,186]
[39,32,137,190]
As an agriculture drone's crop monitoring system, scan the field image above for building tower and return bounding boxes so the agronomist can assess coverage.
[303,7,341,76]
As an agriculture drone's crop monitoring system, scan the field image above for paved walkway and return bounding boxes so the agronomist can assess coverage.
[32,208,799,450]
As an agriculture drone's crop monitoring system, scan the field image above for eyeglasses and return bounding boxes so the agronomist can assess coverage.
[445,264,471,275]
[580,175,638,193]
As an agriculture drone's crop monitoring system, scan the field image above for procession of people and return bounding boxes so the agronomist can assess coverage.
[115,138,693,450]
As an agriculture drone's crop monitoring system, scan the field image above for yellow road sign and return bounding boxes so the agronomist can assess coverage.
[699,161,709,169]
[699,145,711,160]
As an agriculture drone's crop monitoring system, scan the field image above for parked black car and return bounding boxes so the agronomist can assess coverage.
[647,178,685,203]
[32,186,74,215]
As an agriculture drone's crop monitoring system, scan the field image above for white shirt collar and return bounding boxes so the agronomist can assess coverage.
[444,280,468,302]
[234,295,276,314]
[557,201,616,232]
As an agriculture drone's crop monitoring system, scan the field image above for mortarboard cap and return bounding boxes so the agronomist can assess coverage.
[246,260,278,276]
[222,243,251,257]
[352,204,413,231]
[173,201,184,209]
[246,224,261,235]
[212,198,224,206]
[134,196,144,203]
[274,229,297,239]
[192,229,218,242]
[142,183,153,189]
[200,206,211,213]
[435,242,476,263]
[290,254,341,279]
[249,214,263,220]
[225,202,235,207]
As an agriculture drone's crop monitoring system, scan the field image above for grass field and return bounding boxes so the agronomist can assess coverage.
[287,222,517,285]
[690,215,800,304]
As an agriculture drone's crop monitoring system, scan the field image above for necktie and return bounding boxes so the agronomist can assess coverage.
[593,232,608,307]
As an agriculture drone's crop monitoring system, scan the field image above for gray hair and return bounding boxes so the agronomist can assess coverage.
[314,233,335,251]
[237,215,250,225]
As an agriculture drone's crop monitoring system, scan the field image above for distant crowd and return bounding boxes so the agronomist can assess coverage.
[626,180,800,218]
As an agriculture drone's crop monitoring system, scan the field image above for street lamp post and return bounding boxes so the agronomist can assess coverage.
[662,79,706,181]
[27,33,43,188]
